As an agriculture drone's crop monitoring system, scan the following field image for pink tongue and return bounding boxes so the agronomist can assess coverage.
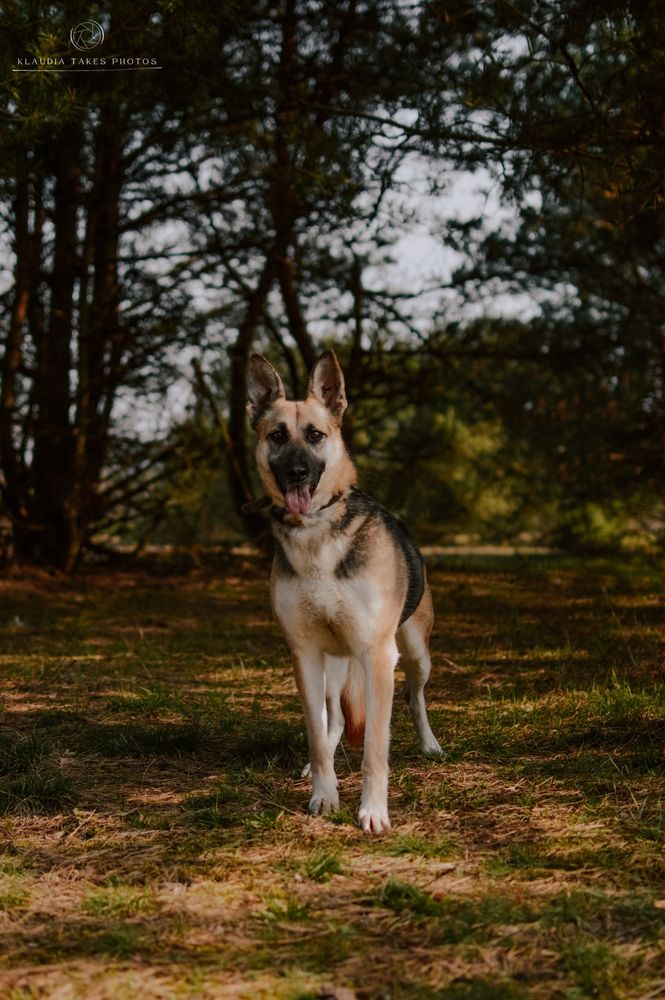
[285,485,312,514]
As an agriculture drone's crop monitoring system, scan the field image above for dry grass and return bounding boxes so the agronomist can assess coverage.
[0,551,663,999]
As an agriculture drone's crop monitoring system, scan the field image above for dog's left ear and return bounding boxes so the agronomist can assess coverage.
[307,350,347,421]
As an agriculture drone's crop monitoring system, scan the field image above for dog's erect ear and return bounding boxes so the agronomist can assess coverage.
[307,350,347,421]
[247,353,286,426]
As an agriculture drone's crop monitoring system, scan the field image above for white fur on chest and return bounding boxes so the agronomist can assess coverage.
[271,522,383,653]
[282,520,347,576]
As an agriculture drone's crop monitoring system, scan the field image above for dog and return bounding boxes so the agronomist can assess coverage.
[247,350,442,833]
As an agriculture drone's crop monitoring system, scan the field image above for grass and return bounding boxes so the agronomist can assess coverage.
[82,884,157,919]
[0,732,76,814]
[0,551,662,998]
[303,850,344,882]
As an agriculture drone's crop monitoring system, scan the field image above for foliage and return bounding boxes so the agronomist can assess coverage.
[0,1,661,566]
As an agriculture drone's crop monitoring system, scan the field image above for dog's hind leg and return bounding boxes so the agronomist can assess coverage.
[324,655,349,757]
[293,646,339,816]
[397,585,443,756]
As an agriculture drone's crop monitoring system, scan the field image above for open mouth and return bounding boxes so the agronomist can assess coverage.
[284,483,314,514]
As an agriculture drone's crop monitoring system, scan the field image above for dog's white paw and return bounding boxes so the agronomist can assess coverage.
[357,803,391,834]
[308,791,339,816]
[421,737,444,756]
[301,762,311,778]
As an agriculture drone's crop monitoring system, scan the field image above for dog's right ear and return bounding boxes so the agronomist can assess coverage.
[247,353,286,427]
[308,350,347,422]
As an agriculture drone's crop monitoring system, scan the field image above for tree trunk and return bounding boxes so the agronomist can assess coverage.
[29,127,81,570]
[0,166,30,526]
[277,254,317,379]
[73,99,124,560]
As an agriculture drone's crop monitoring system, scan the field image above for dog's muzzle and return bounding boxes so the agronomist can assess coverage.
[270,445,325,515]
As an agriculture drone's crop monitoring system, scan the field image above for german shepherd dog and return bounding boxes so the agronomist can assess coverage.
[247,350,441,833]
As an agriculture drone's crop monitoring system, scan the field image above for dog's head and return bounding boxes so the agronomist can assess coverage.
[247,351,356,515]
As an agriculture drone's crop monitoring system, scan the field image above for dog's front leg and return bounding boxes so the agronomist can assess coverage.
[293,648,339,816]
[358,639,398,833]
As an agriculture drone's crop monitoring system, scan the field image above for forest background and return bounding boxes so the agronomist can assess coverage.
[0,0,662,571]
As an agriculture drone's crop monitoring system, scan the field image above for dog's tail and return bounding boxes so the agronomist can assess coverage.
[340,658,365,748]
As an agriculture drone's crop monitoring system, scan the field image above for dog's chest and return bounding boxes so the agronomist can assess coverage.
[271,525,377,649]
[277,526,349,601]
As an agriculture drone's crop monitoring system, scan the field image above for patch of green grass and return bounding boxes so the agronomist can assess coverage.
[105,684,185,715]
[232,719,307,767]
[123,808,174,831]
[241,806,286,834]
[422,779,491,814]
[249,919,361,979]
[440,980,528,1000]
[441,895,539,944]
[485,842,549,876]
[262,896,311,924]
[437,978,528,1000]
[0,734,48,776]
[542,889,665,942]
[0,771,75,814]
[0,879,31,912]
[0,856,29,877]
[378,878,442,917]
[486,841,632,879]
[387,833,458,860]
[533,748,663,787]
[80,923,151,959]
[377,881,539,945]
[442,680,665,764]
[558,939,628,999]
[393,772,421,808]
[303,850,344,882]
[32,710,86,730]
[82,884,156,919]
[207,766,302,833]
[182,782,245,827]
[329,806,358,827]
[88,721,208,756]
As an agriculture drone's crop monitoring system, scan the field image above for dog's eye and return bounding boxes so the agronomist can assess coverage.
[306,428,326,444]
[268,428,288,445]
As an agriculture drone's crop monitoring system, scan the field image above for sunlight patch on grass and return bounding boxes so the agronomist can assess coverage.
[261,896,312,925]
[104,684,185,715]
[303,850,344,882]
[386,833,459,860]
[82,884,157,920]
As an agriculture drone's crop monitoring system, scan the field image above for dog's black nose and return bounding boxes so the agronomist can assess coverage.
[286,463,309,484]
